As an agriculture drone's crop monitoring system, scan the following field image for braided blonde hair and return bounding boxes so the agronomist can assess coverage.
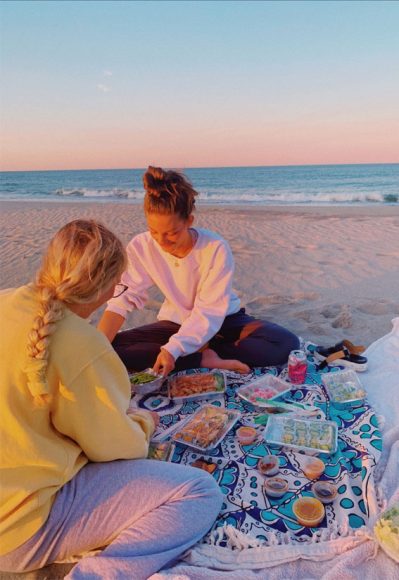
[26,219,127,406]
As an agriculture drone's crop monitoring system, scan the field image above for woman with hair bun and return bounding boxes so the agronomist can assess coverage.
[0,219,223,579]
[99,166,300,377]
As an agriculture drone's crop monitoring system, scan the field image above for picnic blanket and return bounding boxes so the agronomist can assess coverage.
[133,347,383,571]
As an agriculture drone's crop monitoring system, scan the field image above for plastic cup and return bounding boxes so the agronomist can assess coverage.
[258,454,279,476]
[293,497,325,527]
[236,426,257,445]
[302,457,325,480]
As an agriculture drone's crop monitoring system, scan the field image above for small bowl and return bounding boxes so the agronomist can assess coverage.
[302,457,325,480]
[312,481,337,504]
[293,497,325,527]
[258,454,279,476]
[263,477,289,498]
[129,368,164,395]
[236,426,257,445]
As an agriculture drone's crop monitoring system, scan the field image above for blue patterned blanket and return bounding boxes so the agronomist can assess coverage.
[133,352,382,547]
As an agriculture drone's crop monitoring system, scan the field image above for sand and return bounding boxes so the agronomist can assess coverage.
[1,200,399,349]
[0,200,398,579]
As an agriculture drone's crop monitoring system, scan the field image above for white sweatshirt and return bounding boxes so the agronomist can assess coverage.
[106,228,241,360]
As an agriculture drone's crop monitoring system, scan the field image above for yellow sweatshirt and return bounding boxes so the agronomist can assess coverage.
[0,285,155,556]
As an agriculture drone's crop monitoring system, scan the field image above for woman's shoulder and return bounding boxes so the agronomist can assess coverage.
[126,231,153,251]
[55,311,112,357]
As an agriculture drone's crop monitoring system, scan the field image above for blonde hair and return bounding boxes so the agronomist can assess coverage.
[26,219,127,406]
[143,166,198,220]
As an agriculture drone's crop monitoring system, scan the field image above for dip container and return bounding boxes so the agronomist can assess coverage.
[293,497,325,527]
[236,374,292,409]
[236,426,257,445]
[129,368,165,395]
[263,477,289,498]
[312,481,337,504]
[168,370,226,402]
[263,415,338,455]
[302,457,325,480]
[172,405,240,452]
[258,454,280,476]
[321,370,366,410]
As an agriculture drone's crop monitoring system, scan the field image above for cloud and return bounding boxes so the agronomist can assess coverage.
[97,83,111,93]
[103,70,113,77]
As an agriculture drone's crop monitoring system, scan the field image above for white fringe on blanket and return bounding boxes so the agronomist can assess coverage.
[182,522,374,570]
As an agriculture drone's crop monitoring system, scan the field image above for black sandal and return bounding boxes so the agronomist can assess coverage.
[314,340,368,372]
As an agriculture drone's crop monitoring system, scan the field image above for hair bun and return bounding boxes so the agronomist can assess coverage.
[143,166,168,196]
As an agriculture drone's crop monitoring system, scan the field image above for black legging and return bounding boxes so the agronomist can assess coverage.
[112,308,299,372]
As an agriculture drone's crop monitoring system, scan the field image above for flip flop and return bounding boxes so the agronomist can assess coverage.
[314,340,368,372]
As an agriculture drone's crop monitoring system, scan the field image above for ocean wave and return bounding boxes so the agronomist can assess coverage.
[199,190,398,204]
[55,188,144,199]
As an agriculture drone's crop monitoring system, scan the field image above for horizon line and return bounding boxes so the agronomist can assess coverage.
[1,161,399,174]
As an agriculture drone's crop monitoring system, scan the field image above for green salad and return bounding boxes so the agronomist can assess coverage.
[130,371,157,385]
[374,503,399,563]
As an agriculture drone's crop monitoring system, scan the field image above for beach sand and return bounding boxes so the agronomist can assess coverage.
[1,201,398,579]
[1,200,399,349]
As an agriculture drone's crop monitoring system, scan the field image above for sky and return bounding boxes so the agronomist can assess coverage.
[1,0,399,171]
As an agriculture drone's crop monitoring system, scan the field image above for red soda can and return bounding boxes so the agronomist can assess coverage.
[288,350,307,384]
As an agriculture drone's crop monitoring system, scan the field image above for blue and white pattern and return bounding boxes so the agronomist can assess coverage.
[133,354,382,546]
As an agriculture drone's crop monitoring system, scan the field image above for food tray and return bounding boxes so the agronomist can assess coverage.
[321,370,366,410]
[147,441,173,461]
[168,370,226,402]
[129,368,165,395]
[237,374,292,408]
[172,405,240,451]
[263,415,338,455]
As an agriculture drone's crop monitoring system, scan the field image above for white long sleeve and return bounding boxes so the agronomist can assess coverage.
[106,229,241,359]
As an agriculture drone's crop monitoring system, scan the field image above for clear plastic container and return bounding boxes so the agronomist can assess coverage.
[236,426,258,445]
[293,497,325,527]
[322,370,366,410]
[264,477,288,497]
[168,370,226,402]
[258,454,280,476]
[172,405,240,452]
[236,375,292,409]
[129,368,165,395]
[312,481,337,504]
[263,415,338,455]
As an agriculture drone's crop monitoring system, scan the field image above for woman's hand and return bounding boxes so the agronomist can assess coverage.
[153,348,176,377]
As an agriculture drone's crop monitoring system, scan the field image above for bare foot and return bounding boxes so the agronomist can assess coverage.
[200,348,250,374]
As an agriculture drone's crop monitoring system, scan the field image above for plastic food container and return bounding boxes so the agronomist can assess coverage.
[236,426,258,445]
[147,441,173,462]
[168,371,226,402]
[302,457,325,479]
[258,454,280,476]
[237,374,292,409]
[321,370,366,410]
[129,369,165,395]
[263,477,289,498]
[293,497,325,527]
[312,481,337,504]
[263,415,338,455]
[172,405,240,451]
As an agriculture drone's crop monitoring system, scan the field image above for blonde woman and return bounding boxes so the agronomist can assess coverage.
[99,166,300,376]
[0,220,223,579]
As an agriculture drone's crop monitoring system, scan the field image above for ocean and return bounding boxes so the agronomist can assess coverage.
[0,164,398,205]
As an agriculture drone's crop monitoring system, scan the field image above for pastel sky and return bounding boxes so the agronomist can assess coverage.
[1,0,399,171]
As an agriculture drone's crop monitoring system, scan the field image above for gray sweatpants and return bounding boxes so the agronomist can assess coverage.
[0,459,223,579]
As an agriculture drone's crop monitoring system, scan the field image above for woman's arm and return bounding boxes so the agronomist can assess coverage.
[163,241,238,360]
[51,349,156,462]
[97,310,126,342]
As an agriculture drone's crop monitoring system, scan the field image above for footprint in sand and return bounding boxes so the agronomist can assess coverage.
[356,300,399,316]
[331,305,353,329]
